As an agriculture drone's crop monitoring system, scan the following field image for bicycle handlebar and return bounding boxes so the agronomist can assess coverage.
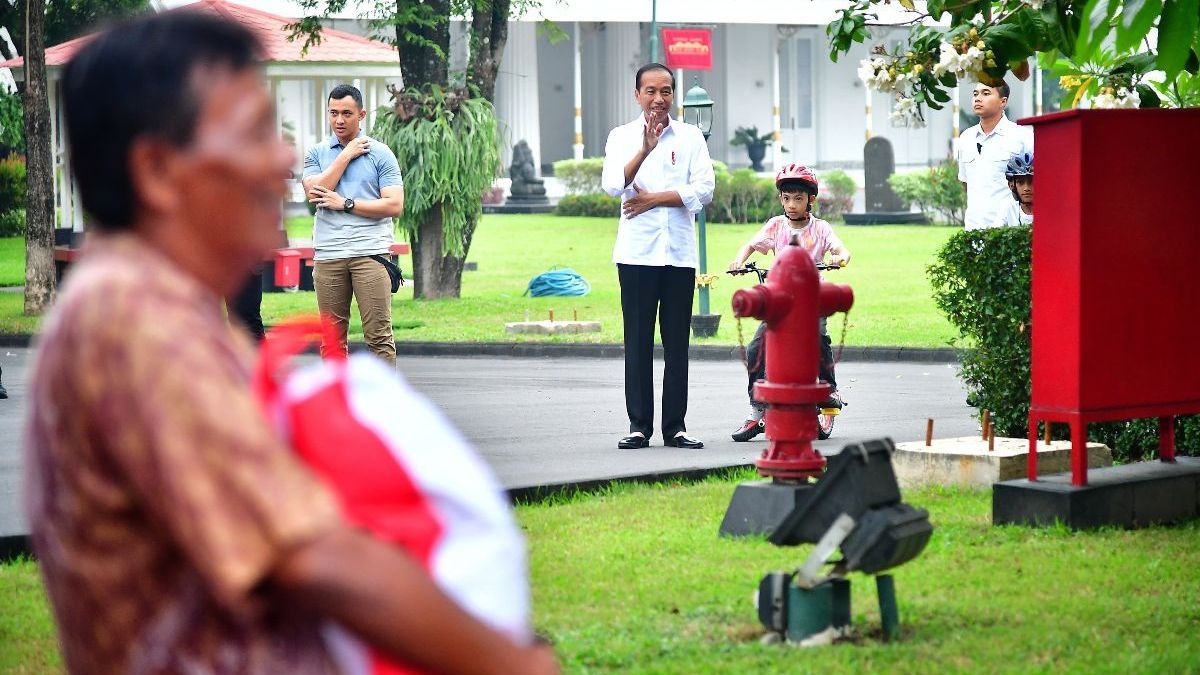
[726,260,843,283]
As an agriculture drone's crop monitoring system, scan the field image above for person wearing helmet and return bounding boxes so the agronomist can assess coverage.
[726,164,851,442]
[956,80,1034,229]
[991,152,1034,227]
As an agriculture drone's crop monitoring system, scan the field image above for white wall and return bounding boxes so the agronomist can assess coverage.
[720,24,775,169]
[536,23,577,170]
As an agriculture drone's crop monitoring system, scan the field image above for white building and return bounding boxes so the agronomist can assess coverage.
[484,0,1044,175]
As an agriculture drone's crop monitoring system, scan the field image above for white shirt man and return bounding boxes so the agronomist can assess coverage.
[602,117,715,267]
[956,82,1034,230]
[600,64,715,451]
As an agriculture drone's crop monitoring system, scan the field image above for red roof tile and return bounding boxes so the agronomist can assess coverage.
[0,0,398,69]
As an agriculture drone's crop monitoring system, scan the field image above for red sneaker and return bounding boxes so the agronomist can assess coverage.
[731,419,765,442]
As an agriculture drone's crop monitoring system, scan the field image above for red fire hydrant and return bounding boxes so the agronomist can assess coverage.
[732,246,854,480]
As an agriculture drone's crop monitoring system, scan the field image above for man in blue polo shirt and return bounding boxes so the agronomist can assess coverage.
[303,84,404,365]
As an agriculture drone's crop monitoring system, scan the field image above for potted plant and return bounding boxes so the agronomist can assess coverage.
[730,125,777,172]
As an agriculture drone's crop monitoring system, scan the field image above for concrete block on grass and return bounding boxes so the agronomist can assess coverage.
[504,320,601,335]
[892,436,1113,489]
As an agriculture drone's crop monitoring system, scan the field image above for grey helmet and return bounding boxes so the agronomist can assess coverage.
[1005,152,1033,178]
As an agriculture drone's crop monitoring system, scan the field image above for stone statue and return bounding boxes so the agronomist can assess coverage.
[508,140,547,203]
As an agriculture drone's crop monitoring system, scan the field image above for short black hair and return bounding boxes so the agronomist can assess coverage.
[635,63,675,90]
[63,11,261,232]
[328,84,363,109]
[994,80,1011,99]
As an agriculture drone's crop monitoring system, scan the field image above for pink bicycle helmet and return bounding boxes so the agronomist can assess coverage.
[775,163,819,194]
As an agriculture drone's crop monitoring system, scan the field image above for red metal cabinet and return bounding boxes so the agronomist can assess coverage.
[1025,109,1200,485]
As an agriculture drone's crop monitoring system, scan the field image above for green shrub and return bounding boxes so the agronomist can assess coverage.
[0,155,26,214]
[928,226,1199,463]
[889,161,964,226]
[707,168,777,224]
[0,208,25,236]
[818,169,856,222]
[555,193,620,218]
[552,157,604,195]
[0,89,23,155]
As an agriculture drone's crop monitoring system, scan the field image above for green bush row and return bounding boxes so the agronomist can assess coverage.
[0,155,26,214]
[928,226,1198,464]
[0,208,25,237]
[552,158,858,225]
[889,161,965,226]
[555,193,620,218]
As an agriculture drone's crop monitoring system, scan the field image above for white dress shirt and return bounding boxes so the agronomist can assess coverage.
[991,198,1033,227]
[602,115,716,268]
[956,115,1034,230]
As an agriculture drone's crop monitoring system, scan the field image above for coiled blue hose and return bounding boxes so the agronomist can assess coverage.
[523,268,591,297]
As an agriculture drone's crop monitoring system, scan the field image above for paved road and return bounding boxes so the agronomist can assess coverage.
[0,349,976,537]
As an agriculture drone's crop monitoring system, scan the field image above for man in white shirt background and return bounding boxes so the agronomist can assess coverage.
[601,63,715,450]
[956,81,1034,230]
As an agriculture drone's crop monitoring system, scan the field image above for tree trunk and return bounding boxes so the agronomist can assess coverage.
[399,0,504,300]
[397,0,449,89]
[409,204,470,299]
[467,0,510,101]
[23,0,53,315]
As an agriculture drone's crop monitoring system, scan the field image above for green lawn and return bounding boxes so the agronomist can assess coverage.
[6,474,1199,672]
[0,216,960,347]
[0,238,25,286]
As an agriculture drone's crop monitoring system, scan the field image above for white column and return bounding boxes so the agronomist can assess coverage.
[676,68,684,120]
[771,39,782,171]
[864,85,872,141]
[952,83,961,137]
[604,22,641,134]
[494,20,542,171]
[573,22,584,160]
[1034,65,1043,115]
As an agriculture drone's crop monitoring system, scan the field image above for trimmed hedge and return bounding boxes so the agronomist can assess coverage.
[555,193,620,218]
[0,155,26,214]
[552,158,604,195]
[0,208,23,236]
[928,226,1199,463]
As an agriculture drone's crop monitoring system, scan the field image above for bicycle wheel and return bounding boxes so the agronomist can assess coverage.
[817,410,835,440]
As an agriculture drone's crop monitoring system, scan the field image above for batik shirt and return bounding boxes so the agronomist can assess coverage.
[25,234,344,674]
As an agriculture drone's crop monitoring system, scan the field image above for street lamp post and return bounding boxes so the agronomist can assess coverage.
[649,0,659,63]
[682,78,719,338]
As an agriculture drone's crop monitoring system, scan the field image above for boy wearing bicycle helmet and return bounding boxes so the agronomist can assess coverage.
[726,164,851,442]
[992,152,1033,227]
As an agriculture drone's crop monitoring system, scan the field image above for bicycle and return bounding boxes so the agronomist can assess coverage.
[726,259,844,440]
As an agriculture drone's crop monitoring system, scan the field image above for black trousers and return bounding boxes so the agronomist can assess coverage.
[618,263,695,439]
[226,269,265,342]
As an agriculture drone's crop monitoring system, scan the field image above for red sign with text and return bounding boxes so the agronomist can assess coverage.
[662,29,713,71]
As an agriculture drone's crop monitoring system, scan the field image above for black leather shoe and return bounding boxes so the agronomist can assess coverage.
[618,433,649,449]
[665,434,704,449]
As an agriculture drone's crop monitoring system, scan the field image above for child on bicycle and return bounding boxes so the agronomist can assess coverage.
[727,164,851,442]
[991,152,1033,227]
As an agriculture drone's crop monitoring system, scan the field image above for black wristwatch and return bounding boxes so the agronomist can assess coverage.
[343,197,355,213]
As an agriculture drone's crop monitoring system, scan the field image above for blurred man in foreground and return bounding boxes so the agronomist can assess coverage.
[24,10,556,674]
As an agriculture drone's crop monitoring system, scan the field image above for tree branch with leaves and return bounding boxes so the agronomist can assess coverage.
[831,0,1200,125]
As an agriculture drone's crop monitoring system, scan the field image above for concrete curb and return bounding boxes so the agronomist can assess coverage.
[0,334,959,363]
[506,463,755,504]
[383,342,960,363]
[1,464,757,563]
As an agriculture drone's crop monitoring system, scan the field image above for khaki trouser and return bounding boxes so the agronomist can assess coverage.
[314,256,396,366]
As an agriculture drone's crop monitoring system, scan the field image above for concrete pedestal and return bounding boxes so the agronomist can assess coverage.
[504,320,601,335]
[892,436,1113,489]
[994,456,1200,529]
[719,480,817,538]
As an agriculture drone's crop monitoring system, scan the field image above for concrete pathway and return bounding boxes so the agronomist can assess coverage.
[0,348,977,538]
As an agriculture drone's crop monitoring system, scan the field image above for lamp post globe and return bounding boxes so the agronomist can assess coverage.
[682,79,715,140]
